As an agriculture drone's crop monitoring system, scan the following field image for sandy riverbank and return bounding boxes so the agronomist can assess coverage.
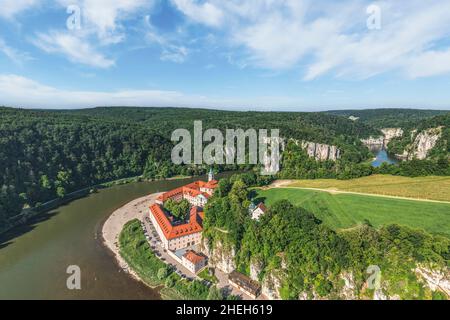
[101,192,163,284]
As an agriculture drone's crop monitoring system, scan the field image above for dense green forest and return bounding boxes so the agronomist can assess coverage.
[1,106,449,232]
[327,108,448,129]
[0,106,377,230]
[204,174,450,299]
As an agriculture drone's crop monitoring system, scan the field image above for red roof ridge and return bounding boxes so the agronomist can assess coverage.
[183,250,206,264]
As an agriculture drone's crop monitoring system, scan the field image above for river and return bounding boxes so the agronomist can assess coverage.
[370,146,399,167]
[0,174,230,300]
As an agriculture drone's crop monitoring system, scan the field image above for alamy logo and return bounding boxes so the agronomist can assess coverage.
[171,121,281,175]
[66,265,81,290]
[367,265,382,290]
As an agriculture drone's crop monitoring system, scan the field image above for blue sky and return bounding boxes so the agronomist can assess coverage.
[1,0,450,111]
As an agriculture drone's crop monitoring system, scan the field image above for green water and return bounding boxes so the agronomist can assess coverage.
[0,175,230,300]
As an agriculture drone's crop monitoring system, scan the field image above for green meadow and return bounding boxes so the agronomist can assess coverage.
[256,188,450,237]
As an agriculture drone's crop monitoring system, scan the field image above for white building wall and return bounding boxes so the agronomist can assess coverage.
[182,256,207,274]
[167,232,202,251]
[251,208,265,220]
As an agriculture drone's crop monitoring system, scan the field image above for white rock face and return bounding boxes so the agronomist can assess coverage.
[415,266,450,297]
[200,238,236,273]
[373,288,388,300]
[299,141,341,161]
[340,272,356,300]
[361,128,403,148]
[407,127,443,160]
[250,260,264,281]
[381,128,404,142]
[262,271,283,300]
[361,136,385,146]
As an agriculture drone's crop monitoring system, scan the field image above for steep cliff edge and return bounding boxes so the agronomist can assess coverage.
[361,128,404,148]
[200,238,236,274]
[299,141,341,161]
[397,127,443,160]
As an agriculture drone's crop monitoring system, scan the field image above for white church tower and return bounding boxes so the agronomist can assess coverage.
[208,168,214,182]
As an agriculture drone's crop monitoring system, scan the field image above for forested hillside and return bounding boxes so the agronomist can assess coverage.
[203,174,450,300]
[67,107,380,143]
[1,106,449,232]
[0,108,175,228]
[327,109,448,129]
[0,106,377,230]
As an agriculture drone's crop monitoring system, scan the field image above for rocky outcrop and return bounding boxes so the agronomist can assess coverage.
[381,128,404,142]
[296,141,341,161]
[340,272,357,300]
[397,127,443,160]
[361,136,385,146]
[361,128,403,148]
[250,259,264,282]
[200,238,236,273]
[262,271,283,300]
[415,266,450,297]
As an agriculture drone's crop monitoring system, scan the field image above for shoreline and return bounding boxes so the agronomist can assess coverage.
[101,192,163,289]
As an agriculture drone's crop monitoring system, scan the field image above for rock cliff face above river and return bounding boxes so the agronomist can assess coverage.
[361,128,404,148]
[397,127,443,160]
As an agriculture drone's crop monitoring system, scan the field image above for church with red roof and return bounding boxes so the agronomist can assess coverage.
[149,169,218,251]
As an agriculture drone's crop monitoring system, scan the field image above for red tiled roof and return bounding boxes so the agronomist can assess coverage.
[149,204,204,240]
[204,180,218,189]
[183,250,206,264]
[257,203,267,212]
[157,180,218,203]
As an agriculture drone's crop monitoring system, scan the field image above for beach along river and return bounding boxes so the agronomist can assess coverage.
[0,174,231,299]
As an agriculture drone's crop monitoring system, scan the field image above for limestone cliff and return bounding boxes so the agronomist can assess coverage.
[261,270,284,300]
[249,259,264,282]
[397,127,443,160]
[415,266,450,297]
[261,137,341,169]
[200,238,236,274]
[381,128,404,142]
[301,141,341,161]
[361,128,403,148]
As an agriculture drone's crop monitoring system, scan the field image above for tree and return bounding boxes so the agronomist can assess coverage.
[164,199,190,221]
[165,276,175,288]
[207,286,223,300]
[157,267,169,280]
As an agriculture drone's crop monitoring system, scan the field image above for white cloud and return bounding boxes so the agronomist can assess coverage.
[0,38,32,65]
[32,31,115,68]
[173,0,450,80]
[171,0,223,27]
[29,1,154,68]
[0,74,314,110]
[0,74,209,108]
[145,16,189,63]
[406,50,450,79]
[56,0,154,44]
[0,0,39,19]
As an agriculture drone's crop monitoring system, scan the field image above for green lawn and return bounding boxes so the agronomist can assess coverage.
[256,188,450,237]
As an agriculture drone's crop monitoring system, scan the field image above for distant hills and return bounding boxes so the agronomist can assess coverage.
[326,108,449,129]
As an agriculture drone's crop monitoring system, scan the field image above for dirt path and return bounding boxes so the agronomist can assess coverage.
[268,181,450,205]
[102,192,163,282]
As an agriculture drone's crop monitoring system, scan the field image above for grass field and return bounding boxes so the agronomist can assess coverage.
[256,188,450,237]
[286,175,450,202]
